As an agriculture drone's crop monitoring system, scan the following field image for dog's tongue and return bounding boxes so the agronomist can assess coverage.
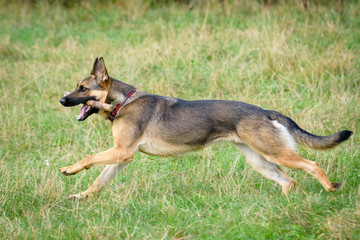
[77,105,89,120]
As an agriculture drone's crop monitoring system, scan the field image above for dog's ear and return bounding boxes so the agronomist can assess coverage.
[91,57,99,75]
[91,57,108,82]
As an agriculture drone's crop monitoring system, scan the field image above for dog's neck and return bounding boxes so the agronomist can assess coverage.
[106,77,136,104]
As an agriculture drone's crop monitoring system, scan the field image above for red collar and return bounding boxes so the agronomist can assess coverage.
[108,89,136,121]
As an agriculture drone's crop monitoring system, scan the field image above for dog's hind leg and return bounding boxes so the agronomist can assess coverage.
[237,144,296,194]
[263,150,340,192]
[237,119,340,192]
[68,162,130,200]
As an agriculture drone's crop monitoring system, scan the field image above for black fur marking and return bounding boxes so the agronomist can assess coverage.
[336,130,353,143]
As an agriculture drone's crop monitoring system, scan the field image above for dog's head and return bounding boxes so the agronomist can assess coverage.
[59,57,110,121]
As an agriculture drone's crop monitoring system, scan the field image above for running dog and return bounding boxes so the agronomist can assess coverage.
[59,57,352,200]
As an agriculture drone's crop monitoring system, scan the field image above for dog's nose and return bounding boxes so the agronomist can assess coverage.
[59,97,67,106]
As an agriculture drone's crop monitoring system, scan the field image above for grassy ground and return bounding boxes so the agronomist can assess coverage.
[0,1,359,239]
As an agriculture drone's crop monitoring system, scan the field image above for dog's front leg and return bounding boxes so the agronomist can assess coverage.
[59,146,133,176]
[67,162,130,200]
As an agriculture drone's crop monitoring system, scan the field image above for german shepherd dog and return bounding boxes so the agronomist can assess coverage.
[59,57,352,200]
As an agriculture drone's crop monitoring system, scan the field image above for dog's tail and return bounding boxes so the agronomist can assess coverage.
[267,110,352,150]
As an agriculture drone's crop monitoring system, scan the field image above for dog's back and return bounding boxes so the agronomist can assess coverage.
[129,94,351,154]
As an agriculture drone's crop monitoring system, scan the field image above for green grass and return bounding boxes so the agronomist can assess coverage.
[1,1,359,239]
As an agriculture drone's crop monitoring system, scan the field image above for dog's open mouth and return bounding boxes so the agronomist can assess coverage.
[77,104,98,121]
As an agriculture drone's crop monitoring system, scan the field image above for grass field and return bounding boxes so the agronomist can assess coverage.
[0,1,359,239]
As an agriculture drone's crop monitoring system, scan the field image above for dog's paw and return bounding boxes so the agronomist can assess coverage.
[58,167,74,176]
[325,182,341,192]
[331,182,341,190]
[68,193,89,201]
[59,164,83,176]
[326,182,341,191]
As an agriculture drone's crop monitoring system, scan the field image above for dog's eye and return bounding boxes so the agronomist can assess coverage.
[79,86,87,92]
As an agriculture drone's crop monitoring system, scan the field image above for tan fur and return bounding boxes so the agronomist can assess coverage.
[59,57,349,200]
[263,150,340,192]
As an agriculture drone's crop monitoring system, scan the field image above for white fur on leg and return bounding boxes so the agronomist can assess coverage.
[99,162,130,189]
[237,144,294,192]
[68,162,130,200]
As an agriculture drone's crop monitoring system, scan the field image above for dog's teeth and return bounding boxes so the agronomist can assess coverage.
[76,116,80,120]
